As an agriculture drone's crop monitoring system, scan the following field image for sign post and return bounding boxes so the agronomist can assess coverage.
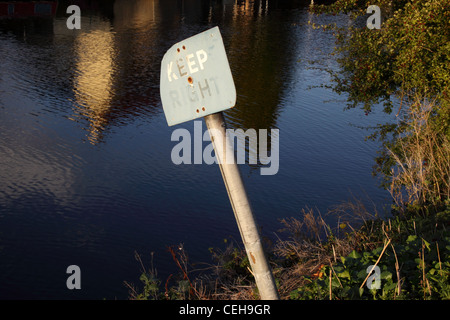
[160,27,279,300]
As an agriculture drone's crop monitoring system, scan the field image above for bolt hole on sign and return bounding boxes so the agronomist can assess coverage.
[160,26,237,126]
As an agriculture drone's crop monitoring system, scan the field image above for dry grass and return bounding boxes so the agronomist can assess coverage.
[272,203,377,299]
[388,97,450,210]
[127,194,448,300]
[125,202,373,300]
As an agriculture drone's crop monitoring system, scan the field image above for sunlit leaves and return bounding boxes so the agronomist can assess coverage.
[310,0,450,115]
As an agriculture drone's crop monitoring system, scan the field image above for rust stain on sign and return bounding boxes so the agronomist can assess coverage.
[249,252,256,264]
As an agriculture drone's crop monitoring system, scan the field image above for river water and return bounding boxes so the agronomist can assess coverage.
[0,0,394,299]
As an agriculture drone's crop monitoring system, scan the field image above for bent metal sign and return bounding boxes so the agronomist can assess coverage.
[160,26,236,126]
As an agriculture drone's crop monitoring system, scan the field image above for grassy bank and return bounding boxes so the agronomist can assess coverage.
[124,199,450,300]
[281,203,450,300]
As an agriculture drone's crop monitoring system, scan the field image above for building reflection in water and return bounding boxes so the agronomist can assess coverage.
[72,25,116,144]
[65,0,298,145]
[69,0,157,144]
[225,0,298,132]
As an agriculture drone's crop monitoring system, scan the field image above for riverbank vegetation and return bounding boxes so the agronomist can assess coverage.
[125,198,449,300]
[125,0,450,300]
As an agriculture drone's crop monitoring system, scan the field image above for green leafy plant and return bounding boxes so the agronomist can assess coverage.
[289,213,450,300]
[310,0,450,116]
[124,247,211,300]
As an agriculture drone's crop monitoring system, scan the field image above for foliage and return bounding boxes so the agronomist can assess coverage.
[208,240,252,280]
[291,237,450,300]
[125,241,258,300]
[124,251,163,300]
[124,205,450,300]
[124,247,210,300]
[289,206,450,300]
[310,0,450,118]
[134,272,162,300]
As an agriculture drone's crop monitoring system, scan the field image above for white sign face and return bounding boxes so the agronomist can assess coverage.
[160,26,236,126]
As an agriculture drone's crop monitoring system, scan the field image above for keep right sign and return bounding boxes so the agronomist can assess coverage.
[160,26,237,126]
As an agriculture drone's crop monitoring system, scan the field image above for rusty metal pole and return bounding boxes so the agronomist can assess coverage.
[204,112,279,300]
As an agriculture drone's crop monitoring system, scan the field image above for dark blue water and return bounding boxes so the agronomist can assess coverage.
[0,0,394,299]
